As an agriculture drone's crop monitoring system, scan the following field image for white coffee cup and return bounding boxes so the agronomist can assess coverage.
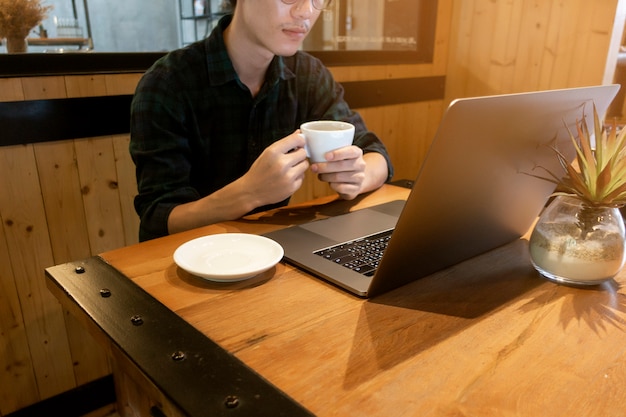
[300,120,355,163]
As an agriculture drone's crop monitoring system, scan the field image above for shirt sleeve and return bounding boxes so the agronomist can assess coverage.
[130,59,200,242]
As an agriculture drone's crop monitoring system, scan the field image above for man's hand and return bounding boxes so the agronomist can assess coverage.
[311,146,388,200]
[243,131,309,207]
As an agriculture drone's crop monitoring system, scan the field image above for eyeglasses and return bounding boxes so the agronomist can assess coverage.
[281,0,332,11]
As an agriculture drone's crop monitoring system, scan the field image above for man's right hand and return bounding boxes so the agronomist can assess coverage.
[242,131,309,207]
[167,131,308,235]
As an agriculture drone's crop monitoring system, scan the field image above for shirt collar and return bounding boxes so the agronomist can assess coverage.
[205,14,296,88]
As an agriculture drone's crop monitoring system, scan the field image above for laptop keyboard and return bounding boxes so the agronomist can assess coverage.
[313,229,393,276]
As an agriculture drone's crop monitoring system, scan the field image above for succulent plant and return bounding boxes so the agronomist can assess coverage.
[534,104,626,208]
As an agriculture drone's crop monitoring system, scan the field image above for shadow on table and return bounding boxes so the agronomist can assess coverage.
[241,192,371,227]
[518,278,626,334]
[342,239,543,389]
[342,238,626,389]
[172,263,278,291]
[369,239,540,318]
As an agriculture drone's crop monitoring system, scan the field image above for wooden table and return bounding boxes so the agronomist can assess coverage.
[46,184,626,417]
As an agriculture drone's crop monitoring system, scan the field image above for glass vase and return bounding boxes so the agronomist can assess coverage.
[6,36,28,53]
[529,195,626,285]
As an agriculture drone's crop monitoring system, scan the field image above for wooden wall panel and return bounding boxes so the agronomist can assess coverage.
[445,0,626,102]
[357,100,446,182]
[104,73,144,95]
[0,60,37,417]
[0,78,24,101]
[21,76,67,100]
[0,207,39,412]
[0,144,76,401]
[65,74,108,97]
[34,141,91,263]
[0,74,135,414]
[113,135,141,245]
[33,140,112,386]
[75,137,127,254]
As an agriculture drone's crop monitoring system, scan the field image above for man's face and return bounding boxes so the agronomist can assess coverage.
[237,0,322,57]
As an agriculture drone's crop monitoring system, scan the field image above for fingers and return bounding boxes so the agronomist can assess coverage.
[323,145,362,162]
[311,145,362,169]
[308,145,366,199]
[272,130,306,155]
[310,146,364,175]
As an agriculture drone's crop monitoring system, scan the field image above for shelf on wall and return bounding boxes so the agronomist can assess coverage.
[178,0,232,45]
[27,37,91,49]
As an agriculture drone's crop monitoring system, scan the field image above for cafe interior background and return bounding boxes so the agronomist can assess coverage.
[1,0,177,53]
[2,0,626,416]
[2,0,419,53]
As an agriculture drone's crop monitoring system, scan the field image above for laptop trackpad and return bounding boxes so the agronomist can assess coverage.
[300,200,403,243]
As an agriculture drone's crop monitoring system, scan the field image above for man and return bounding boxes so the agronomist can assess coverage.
[130,0,393,241]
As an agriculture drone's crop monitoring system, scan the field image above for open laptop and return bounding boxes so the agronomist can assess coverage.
[264,85,620,297]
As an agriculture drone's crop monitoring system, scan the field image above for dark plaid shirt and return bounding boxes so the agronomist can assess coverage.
[130,15,393,241]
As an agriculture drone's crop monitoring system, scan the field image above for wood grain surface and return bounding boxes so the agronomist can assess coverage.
[99,184,626,417]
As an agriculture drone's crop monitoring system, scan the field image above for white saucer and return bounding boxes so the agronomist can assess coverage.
[173,233,284,282]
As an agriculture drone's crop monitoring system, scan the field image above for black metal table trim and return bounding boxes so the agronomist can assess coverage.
[45,256,314,417]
